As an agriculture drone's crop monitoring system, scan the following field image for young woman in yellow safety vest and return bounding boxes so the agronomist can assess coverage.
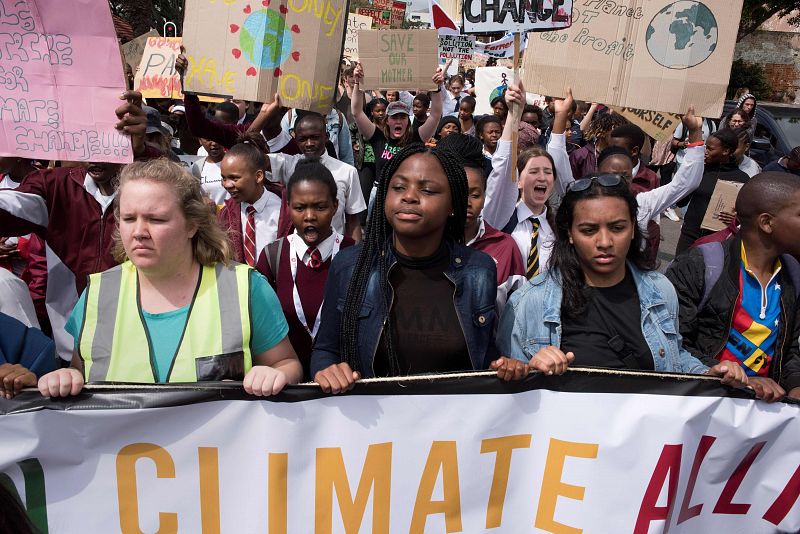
[38,159,302,397]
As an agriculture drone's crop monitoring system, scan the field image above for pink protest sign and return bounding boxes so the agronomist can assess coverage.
[0,0,132,163]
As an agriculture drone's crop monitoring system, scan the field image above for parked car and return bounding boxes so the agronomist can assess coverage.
[721,100,800,167]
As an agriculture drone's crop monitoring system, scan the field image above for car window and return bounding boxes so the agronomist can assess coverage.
[773,114,800,149]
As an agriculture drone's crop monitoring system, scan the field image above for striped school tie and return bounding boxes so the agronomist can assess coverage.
[526,218,540,280]
[244,206,257,267]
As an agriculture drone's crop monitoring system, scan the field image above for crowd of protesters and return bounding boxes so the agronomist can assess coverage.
[1,49,799,406]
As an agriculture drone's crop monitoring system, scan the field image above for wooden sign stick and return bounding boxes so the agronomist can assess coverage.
[511,32,520,182]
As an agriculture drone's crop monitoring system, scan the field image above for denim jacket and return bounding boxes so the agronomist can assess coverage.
[310,241,498,378]
[496,264,709,374]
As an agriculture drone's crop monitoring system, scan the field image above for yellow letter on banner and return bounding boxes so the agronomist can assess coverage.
[315,443,392,534]
[198,447,221,534]
[480,434,532,529]
[269,453,288,534]
[536,438,599,534]
[116,443,178,534]
[410,441,462,533]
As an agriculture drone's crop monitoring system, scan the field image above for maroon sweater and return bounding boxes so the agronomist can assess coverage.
[256,235,355,379]
[470,222,525,286]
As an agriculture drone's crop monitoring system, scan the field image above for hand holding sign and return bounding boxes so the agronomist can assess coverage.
[115,91,147,157]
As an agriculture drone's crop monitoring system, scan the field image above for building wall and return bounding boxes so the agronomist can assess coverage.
[734,30,800,101]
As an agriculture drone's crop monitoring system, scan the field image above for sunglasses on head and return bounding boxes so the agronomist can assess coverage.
[567,173,624,193]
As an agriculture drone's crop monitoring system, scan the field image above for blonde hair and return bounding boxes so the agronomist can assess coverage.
[112,159,232,265]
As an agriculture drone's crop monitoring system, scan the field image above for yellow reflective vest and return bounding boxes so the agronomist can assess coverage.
[79,261,253,383]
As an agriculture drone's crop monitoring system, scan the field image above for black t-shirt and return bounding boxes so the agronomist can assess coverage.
[560,268,654,370]
[373,244,470,376]
[369,128,423,182]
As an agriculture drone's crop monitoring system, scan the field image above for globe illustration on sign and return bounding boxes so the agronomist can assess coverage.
[645,1,718,70]
[240,9,293,70]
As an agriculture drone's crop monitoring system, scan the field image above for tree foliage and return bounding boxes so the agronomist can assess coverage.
[726,59,772,100]
[739,1,800,41]
[110,0,184,38]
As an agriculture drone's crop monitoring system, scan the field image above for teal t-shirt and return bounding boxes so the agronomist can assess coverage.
[66,270,289,383]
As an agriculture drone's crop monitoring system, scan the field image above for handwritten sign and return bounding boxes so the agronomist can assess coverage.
[344,13,372,60]
[182,0,348,113]
[356,7,391,27]
[134,36,183,99]
[390,0,407,28]
[523,0,743,117]
[438,35,475,61]
[358,30,439,91]
[462,0,573,33]
[121,30,159,74]
[474,66,512,115]
[611,107,682,142]
[0,0,132,164]
[474,32,527,59]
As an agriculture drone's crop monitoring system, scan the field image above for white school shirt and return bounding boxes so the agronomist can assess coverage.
[547,133,705,234]
[239,188,283,259]
[510,203,555,272]
[295,230,338,264]
[267,152,366,234]
[192,159,228,206]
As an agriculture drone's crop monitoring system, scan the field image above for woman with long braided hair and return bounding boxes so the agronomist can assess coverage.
[311,144,524,393]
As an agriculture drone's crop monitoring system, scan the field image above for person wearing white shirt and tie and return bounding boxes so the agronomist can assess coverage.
[262,111,365,242]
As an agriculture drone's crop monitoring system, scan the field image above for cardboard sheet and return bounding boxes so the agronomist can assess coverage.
[522,0,744,117]
[358,30,439,91]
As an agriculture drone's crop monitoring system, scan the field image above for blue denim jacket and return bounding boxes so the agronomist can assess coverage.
[496,264,709,374]
[310,241,498,378]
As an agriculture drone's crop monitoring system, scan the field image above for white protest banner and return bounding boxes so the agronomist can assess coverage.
[523,0,744,117]
[344,13,373,60]
[438,34,475,61]
[2,371,799,533]
[462,0,573,33]
[358,29,439,90]
[475,66,513,115]
[182,0,348,113]
[474,32,528,58]
[0,0,132,164]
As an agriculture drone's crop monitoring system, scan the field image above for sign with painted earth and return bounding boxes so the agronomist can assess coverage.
[646,1,718,70]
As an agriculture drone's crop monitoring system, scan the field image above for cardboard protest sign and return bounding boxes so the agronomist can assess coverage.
[702,180,743,231]
[0,0,132,164]
[462,0,573,33]
[121,30,159,73]
[344,13,372,60]
[134,36,183,99]
[181,0,348,113]
[611,107,682,142]
[438,35,475,61]
[475,66,513,115]
[357,7,391,26]
[523,0,744,117]
[358,30,439,91]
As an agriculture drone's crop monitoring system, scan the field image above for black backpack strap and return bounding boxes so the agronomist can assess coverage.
[698,242,725,311]
[265,238,284,286]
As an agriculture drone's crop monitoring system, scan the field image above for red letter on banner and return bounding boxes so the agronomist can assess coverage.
[677,435,716,524]
[713,441,766,515]
[763,464,800,526]
[633,444,682,534]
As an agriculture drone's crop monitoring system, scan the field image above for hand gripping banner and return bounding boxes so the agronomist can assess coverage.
[1,369,799,533]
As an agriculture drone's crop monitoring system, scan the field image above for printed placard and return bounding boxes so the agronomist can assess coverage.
[523,0,744,117]
[182,0,348,113]
[0,0,132,163]
[462,0,573,33]
[358,29,439,91]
